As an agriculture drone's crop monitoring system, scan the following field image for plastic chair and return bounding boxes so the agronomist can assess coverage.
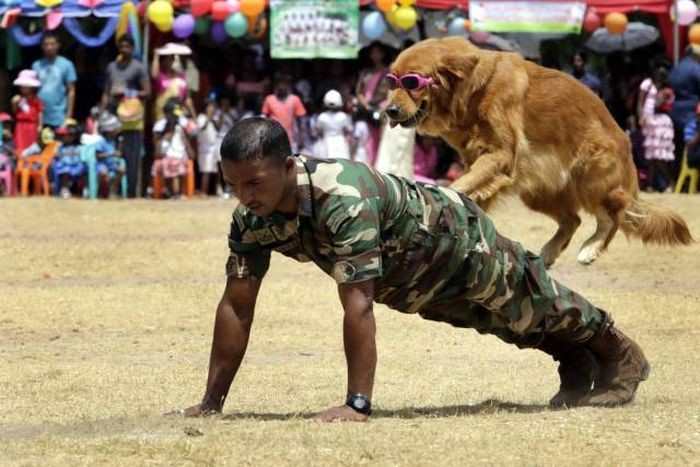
[18,141,57,196]
[152,158,195,199]
[0,154,13,195]
[674,148,699,194]
[80,144,127,199]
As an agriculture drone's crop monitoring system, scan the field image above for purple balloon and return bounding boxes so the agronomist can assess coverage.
[210,21,228,43]
[173,14,196,39]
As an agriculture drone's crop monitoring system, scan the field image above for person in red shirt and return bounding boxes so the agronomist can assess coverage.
[261,74,306,152]
[11,70,44,154]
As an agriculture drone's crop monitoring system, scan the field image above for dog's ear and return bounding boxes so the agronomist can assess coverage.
[436,53,479,87]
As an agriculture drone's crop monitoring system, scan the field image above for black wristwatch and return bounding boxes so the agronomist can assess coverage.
[346,393,372,415]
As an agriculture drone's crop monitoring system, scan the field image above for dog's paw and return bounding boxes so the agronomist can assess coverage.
[576,246,599,265]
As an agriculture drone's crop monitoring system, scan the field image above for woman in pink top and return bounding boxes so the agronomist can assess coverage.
[413,135,439,184]
[151,44,197,120]
[354,42,389,167]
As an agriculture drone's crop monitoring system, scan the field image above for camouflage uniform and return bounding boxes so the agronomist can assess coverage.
[227,156,602,346]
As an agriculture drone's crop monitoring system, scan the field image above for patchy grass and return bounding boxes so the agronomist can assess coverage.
[1,194,699,465]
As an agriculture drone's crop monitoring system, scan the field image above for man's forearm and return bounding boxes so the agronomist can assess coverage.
[343,306,377,398]
[66,88,75,119]
[200,303,253,412]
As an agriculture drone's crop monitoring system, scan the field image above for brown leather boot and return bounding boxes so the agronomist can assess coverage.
[581,312,651,406]
[536,335,598,407]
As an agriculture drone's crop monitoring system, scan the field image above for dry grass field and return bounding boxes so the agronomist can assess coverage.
[1,194,699,466]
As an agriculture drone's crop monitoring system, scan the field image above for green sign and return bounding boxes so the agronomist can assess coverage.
[270,0,360,59]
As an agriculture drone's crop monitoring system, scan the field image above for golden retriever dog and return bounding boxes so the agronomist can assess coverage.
[385,37,692,266]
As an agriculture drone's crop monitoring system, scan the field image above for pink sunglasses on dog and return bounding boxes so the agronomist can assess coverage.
[385,72,435,91]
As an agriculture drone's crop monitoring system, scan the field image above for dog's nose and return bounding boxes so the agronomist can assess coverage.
[386,104,400,119]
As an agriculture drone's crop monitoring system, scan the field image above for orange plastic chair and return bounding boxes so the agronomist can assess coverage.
[152,158,195,199]
[17,141,58,196]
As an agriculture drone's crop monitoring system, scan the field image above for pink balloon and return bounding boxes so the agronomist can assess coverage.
[470,30,490,44]
[227,0,240,14]
[677,0,698,26]
[583,10,601,32]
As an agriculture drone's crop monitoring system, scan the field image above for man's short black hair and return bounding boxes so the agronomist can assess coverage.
[118,34,135,47]
[42,31,60,43]
[220,117,292,164]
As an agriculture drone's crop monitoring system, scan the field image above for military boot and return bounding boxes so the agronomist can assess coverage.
[537,335,598,407]
[581,311,651,406]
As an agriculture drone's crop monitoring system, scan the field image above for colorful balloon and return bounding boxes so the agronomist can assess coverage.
[224,12,248,37]
[194,16,210,35]
[172,14,195,38]
[362,11,386,40]
[146,0,173,25]
[689,23,700,44]
[394,6,417,30]
[398,0,416,5]
[676,0,699,26]
[604,12,628,35]
[582,10,601,32]
[211,1,230,21]
[190,0,213,18]
[448,16,467,36]
[376,0,395,13]
[240,0,264,17]
[227,0,240,14]
[210,20,227,43]
[154,16,173,32]
[470,30,490,44]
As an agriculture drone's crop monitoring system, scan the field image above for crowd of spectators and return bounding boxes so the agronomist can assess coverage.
[2,32,699,199]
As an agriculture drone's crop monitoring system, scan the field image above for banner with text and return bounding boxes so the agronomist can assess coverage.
[469,1,586,33]
[270,0,359,59]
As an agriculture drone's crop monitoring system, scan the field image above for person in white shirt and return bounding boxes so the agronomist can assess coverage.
[152,98,194,198]
[196,98,220,195]
[314,90,352,159]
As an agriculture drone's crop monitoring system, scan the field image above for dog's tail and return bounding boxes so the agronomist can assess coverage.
[616,190,693,246]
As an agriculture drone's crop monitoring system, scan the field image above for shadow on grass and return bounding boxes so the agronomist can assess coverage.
[221,399,553,421]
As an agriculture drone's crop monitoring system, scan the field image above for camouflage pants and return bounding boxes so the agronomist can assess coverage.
[419,197,603,348]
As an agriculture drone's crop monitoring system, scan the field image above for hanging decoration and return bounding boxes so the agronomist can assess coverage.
[398,0,415,5]
[35,0,63,9]
[211,1,229,21]
[116,2,142,59]
[376,0,395,13]
[194,16,210,35]
[173,13,195,38]
[228,0,240,14]
[582,9,601,32]
[210,19,227,42]
[675,0,699,26]
[190,0,213,17]
[393,5,417,30]
[362,10,386,39]
[78,0,104,8]
[604,12,628,35]
[147,0,173,28]
[689,23,700,43]
[63,16,119,46]
[46,9,63,29]
[239,0,263,17]
[224,11,247,37]
[247,12,266,38]
[10,22,43,46]
[1,7,22,28]
[447,15,467,35]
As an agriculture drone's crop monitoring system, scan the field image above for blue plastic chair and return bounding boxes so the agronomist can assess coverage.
[81,143,127,199]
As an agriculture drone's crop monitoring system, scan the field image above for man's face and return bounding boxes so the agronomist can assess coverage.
[221,157,294,216]
[42,38,59,58]
[276,81,290,95]
[573,55,585,72]
[119,41,134,60]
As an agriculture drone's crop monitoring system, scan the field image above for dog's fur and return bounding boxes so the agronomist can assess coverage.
[386,37,692,266]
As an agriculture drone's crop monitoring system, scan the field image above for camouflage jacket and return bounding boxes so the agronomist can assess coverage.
[227,155,485,314]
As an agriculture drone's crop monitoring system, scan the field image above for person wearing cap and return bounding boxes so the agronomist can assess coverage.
[102,34,151,198]
[11,70,44,155]
[94,114,126,198]
[313,89,352,159]
[261,73,307,153]
[31,32,76,129]
[152,42,197,121]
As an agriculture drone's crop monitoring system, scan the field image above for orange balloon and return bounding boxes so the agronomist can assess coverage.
[690,24,700,44]
[463,19,470,31]
[240,0,264,17]
[604,12,628,35]
[376,0,396,13]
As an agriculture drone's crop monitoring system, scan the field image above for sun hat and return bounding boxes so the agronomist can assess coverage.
[323,90,343,109]
[156,42,192,56]
[13,69,40,88]
[99,113,121,132]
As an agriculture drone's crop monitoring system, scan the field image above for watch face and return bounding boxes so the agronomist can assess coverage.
[353,398,366,410]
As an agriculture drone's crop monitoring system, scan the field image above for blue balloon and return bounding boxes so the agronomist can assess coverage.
[210,21,228,44]
[448,16,467,36]
[362,11,386,40]
[225,12,248,38]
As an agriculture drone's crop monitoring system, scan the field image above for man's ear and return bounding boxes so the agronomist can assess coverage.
[284,155,296,173]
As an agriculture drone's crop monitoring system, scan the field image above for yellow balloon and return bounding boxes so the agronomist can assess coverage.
[398,0,416,5]
[394,6,417,30]
[385,4,399,27]
[154,16,174,32]
[147,0,173,25]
